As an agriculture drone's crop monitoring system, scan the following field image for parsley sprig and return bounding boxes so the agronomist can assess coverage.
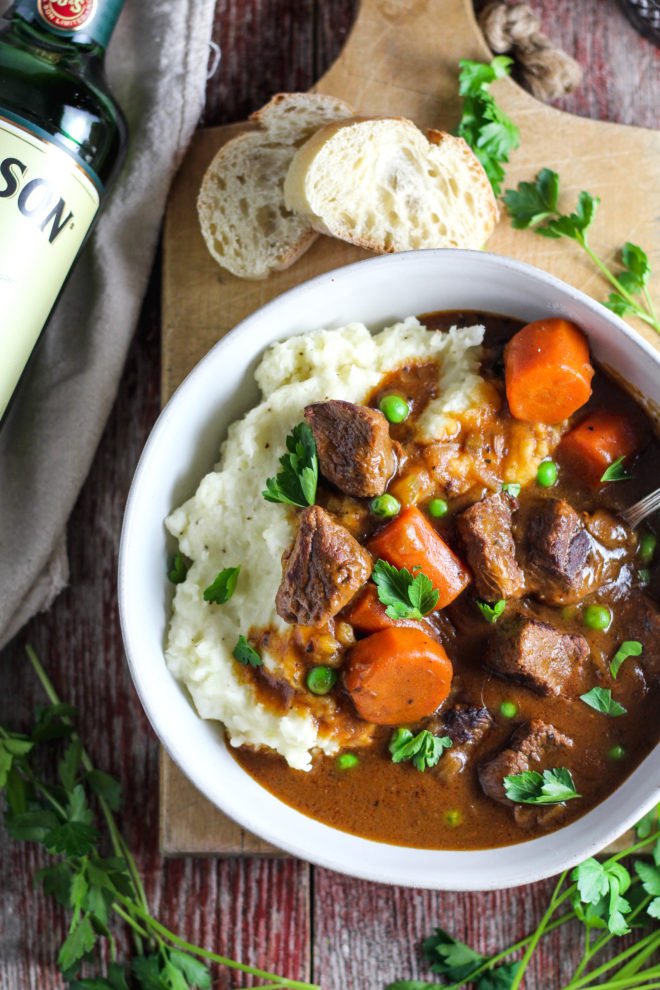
[372,559,439,620]
[454,57,520,197]
[387,806,660,990]
[389,728,452,772]
[504,169,660,335]
[262,422,318,508]
[1,647,317,990]
[503,767,580,805]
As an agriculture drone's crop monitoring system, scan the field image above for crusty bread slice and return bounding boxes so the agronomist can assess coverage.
[250,91,355,146]
[283,117,499,253]
[197,92,354,280]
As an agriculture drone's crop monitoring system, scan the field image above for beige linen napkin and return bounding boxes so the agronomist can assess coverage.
[0,0,217,648]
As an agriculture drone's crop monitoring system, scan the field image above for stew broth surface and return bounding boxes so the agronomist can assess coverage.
[232,312,660,850]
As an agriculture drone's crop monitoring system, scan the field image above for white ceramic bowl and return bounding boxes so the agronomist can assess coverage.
[119,249,660,890]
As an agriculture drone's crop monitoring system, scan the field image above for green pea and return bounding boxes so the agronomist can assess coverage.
[379,394,409,423]
[608,744,626,761]
[445,809,462,827]
[500,701,518,719]
[638,568,651,587]
[306,666,338,695]
[536,459,558,487]
[583,604,612,631]
[370,494,401,518]
[428,497,449,518]
[336,753,359,770]
[639,531,657,565]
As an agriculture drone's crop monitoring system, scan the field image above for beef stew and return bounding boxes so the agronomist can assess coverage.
[232,312,660,850]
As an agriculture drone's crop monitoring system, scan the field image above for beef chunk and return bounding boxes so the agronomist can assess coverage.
[276,505,372,626]
[628,595,660,687]
[304,399,396,498]
[426,704,493,775]
[526,498,594,605]
[478,719,573,806]
[485,617,589,697]
[456,492,524,600]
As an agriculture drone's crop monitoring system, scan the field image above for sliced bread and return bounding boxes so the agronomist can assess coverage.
[283,117,499,253]
[197,92,354,280]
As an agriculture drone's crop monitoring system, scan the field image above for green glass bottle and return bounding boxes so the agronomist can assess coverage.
[0,0,127,422]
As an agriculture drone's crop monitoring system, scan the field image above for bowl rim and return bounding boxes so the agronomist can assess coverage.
[118,248,660,890]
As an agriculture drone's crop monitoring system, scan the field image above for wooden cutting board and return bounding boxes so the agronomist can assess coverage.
[159,0,660,856]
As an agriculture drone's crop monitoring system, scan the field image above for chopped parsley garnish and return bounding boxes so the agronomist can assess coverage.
[476,599,506,623]
[454,56,520,197]
[600,455,635,483]
[610,640,643,678]
[372,559,438,620]
[580,686,627,717]
[262,422,318,507]
[389,728,452,772]
[232,635,262,668]
[168,552,189,584]
[504,767,580,805]
[501,482,521,497]
[203,565,240,604]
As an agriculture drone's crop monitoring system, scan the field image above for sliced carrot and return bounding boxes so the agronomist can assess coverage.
[343,584,429,635]
[558,409,646,488]
[344,626,453,725]
[367,505,470,609]
[504,318,594,424]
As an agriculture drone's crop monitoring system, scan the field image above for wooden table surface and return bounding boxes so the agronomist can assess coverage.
[1,2,658,988]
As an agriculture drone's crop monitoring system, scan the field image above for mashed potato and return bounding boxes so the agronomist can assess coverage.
[165,317,562,771]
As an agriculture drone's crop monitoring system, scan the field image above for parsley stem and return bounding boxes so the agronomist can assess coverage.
[509,870,570,990]
[25,644,150,950]
[113,890,321,990]
[441,911,578,990]
[112,901,152,941]
[580,240,660,332]
[560,934,660,990]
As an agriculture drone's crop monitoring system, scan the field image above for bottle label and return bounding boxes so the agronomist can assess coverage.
[0,115,100,420]
[37,0,97,31]
[14,0,124,49]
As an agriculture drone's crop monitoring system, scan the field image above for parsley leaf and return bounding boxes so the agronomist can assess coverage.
[504,170,660,336]
[634,860,660,920]
[373,559,439,620]
[636,804,660,839]
[611,640,643,678]
[454,57,520,196]
[504,767,580,805]
[580,686,627,717]
[167,552,189,584]
[203,565,241,604]
[389,728,452,772]
[572,858,632,935]
[232,635,263,668]
[600,455,634,483]
[476,599,506,623]
[392,927,521,990]
[262,422,318,507]
[501,482,521,496]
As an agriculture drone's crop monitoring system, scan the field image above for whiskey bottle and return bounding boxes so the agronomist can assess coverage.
[0,0,127,422]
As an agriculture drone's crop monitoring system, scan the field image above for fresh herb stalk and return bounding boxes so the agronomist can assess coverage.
[1,647,319,990]
[388,809,660,990]
[503,169,660,336]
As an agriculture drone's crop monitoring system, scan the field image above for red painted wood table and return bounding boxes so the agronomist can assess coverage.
[1,2,659,988]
